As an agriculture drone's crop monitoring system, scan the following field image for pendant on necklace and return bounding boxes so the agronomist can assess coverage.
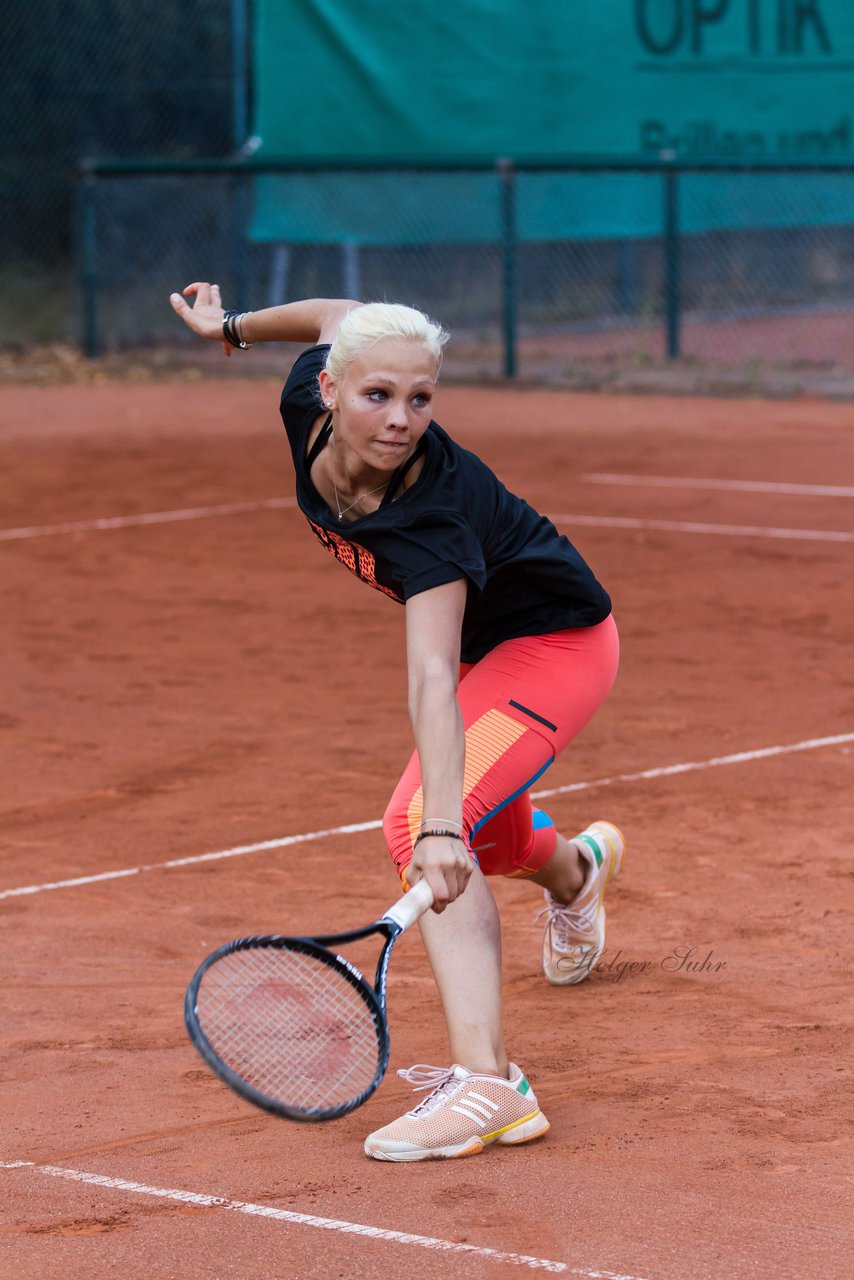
[330,431,390,520]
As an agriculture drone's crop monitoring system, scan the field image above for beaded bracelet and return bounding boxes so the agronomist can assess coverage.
[419,818,464,833]
[222,309,254,349]
[413,829,466,848]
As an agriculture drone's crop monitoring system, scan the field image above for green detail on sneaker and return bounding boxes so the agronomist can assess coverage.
[579,834,603,867]
[516,1077,531,1095]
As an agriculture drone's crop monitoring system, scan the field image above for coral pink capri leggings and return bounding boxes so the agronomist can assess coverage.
[383,614,619,884]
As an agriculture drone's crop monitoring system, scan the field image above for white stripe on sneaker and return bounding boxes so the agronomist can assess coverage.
[457,1097,496,1120]
[451,1105,488,1127]
[467,1091,500,1111]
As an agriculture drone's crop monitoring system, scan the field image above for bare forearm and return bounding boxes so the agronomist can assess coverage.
[169,284,357,348]
[410,676,465,827]
[241,298,357,345]
[401,580,470,907]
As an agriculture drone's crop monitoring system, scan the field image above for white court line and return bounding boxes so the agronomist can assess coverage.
[3,497,850,547]
[584,473,854,499]
[0,1162,646,1279]
[0,820,383,900]
[0,497,297,542]
[1,732,851,902]
[550,513,854,544]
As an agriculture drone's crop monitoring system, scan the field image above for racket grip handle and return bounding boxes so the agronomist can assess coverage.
[383,878,435,932]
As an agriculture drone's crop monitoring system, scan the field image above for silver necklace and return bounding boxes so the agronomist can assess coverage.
[331,430,390,521]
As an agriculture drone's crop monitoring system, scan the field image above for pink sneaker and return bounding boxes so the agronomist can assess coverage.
[364,1062,549,1162]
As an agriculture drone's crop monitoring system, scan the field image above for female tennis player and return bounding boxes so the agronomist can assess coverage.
[170,284,624,1161]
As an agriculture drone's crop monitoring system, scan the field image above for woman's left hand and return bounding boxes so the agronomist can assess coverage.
[169,282,232,356]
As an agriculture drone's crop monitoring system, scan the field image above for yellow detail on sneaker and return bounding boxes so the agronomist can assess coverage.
[483,1108,549,1143]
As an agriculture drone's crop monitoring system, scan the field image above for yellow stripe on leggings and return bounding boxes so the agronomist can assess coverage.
[406,708,528,847]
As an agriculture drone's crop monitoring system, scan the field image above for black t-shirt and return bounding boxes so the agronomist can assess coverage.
[279,345,611,663]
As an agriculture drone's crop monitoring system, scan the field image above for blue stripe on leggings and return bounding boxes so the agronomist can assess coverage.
[469,756,555,839]
[532,807,555,830]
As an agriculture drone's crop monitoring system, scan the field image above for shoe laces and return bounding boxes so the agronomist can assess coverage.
[396,1063,465,1115]
[534,894,596,944]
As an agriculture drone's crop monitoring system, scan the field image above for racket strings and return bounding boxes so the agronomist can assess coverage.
[195,945,382,1112]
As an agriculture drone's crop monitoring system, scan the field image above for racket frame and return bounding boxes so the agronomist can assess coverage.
[183,880,433,1122]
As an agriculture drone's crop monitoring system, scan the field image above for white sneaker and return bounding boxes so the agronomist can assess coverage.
[364,1062,549,1162]
[538,821,625,986]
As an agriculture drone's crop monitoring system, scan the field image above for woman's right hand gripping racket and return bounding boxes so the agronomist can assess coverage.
[183,878,434,1122]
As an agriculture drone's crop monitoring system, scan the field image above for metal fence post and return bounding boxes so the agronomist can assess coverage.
[498,158,517,378]
[663,161,681,359]
[232,172,251,308]
[79,171,99,359]
[342,240,361,299]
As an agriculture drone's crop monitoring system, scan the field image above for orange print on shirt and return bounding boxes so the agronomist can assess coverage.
[307,519,402,602]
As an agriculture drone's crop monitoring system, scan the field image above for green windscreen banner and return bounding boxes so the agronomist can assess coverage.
[250,0,854,243]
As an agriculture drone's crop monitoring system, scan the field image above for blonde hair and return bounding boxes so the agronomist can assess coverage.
[325,302,449,384]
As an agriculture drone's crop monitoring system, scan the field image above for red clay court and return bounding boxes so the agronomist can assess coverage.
[2,372,852,1278]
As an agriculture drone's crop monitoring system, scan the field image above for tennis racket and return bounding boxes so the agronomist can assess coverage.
[183,878,434,1122]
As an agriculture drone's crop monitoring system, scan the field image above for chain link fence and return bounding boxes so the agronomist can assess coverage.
[4,4,853,393]
[76,161,854,393]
